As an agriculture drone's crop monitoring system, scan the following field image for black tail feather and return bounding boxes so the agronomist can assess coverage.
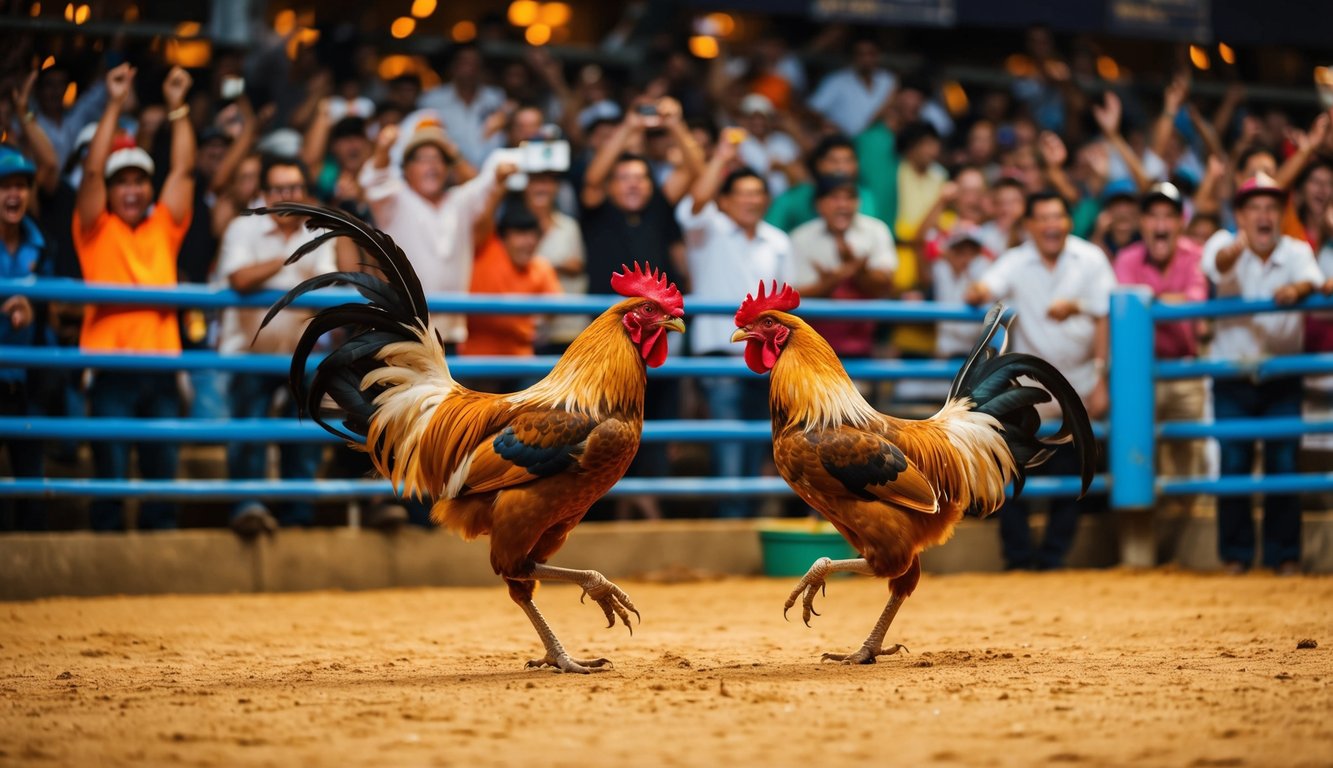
[250,203,430,443]
[951,303,1097,498]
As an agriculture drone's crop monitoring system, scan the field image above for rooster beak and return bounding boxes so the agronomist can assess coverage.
[730,328,751,344]
[661,316,686,334]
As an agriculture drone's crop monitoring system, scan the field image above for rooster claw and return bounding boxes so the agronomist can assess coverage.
[579,573,640,634]
[783,557,834,627]
[526,653,613,674]
[820,643,909,665]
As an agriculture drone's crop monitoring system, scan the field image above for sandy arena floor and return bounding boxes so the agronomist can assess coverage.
[1,570,1329,767]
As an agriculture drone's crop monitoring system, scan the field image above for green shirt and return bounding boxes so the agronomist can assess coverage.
[853,122,900,230]
[764,182,882,233]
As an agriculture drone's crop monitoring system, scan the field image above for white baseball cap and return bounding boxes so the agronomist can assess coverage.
[104,146,155,179]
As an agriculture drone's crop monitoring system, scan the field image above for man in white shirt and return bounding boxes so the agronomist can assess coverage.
[677,139,793,517]
[217,156,358,537]
[735,94,801,199]
[790,174,895,359]
[358,121,515,348]
[808,38,897,139]
[417,45,507,167]
[1202,173,1323,575]
[965,191,1116,570]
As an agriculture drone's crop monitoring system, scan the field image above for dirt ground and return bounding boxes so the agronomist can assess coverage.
[1,571,1329,768]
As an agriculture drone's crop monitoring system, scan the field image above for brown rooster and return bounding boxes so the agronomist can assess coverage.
[731,282,1095,664]
[255,203,685,673]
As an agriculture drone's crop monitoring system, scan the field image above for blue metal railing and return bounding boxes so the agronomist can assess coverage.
[5,278,1333,509]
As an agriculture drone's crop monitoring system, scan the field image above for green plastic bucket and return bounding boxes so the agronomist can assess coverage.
[758,525,858,577]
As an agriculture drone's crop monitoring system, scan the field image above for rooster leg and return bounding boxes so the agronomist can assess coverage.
[517,598,612,674]
[819,592,910,664]
[820,555,921,664]
[530,563,640,632]
[783,557,875,626]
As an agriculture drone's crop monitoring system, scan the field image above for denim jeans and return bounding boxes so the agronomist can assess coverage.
[997,445,1099,570]
[0,379,45,531]
[699,375,770,518]
[88,371,181,531]
[227,373,322,526]
[1213,376,1303,568]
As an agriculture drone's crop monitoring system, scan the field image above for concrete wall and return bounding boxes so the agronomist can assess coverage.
[1,514,1329,601]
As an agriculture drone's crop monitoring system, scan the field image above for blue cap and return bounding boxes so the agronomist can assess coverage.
[1101,177,1138,205]
[0,146,37,180]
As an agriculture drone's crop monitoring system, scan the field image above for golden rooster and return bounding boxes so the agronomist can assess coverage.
[255,203,685,673]
[731,282,1095,664]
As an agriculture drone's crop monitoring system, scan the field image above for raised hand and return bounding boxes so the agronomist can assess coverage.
[106,62,136,104]
[162,66,192,109]
[1092,92,1123,136]
[1038,131,1068,168]
[1163,73,1190,116]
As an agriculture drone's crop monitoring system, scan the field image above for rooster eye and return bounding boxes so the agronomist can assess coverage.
[763,318,775,328]
[641,302,657,314]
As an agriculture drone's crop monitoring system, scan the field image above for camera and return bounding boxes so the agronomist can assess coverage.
[221,76,245,101]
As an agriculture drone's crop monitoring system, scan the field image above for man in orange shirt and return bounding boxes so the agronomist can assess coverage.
[74,62,195,531]
[460,199,562,390]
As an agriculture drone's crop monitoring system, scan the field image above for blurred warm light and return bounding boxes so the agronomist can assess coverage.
[451,20,476,42]
[29,3,40,17]
[62,81,76,108]
[508,0,538,27]
[176,21,200,37]
[704,12,735,37]
[298,27,319,45]
[378,54,412,79]
[167,38,211,68]
[63,2,72,21]
[41,55,56,70]
[525,23,551,45]
[124,4,138,21]
[390,16,416,38]
[942,80,968,116]
[689,35,719,59]
[1004,53,1036,78]
[73,4,88,24]
[1316,66,1333,87]
[1189,45,1210,70]
[538,2,571,26]
[1096,55,1120,80]
[411,0,436,17]
[273,9,296,35]
[1218,42,1235,65]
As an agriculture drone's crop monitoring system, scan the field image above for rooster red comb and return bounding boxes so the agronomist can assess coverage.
[735,281,800,326]
[611,262,684,317]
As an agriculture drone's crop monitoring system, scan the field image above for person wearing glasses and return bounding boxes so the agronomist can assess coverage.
[215,154,359,538]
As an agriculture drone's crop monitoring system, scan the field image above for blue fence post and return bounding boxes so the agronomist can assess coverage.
[1109,286,1156,566]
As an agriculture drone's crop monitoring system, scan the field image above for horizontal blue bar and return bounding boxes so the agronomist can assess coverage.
[0,475,1104,500]
[1159,417,1333,441]
[0,347,967,380]
[1160,473,1333,496]
[0,277,988,321]
[0,417,1106,443]
[1150,294,1333,321]
[1156,353,1333,381]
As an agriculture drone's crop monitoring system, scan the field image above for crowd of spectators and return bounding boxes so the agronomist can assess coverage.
[2,19,1332,573]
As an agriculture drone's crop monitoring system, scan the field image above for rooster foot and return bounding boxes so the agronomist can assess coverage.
[579,573,641,634]
[525,653,613,675]
[784,557,834,626]
[820,643,909,665]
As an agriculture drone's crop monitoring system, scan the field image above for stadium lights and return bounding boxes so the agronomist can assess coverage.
[525,23,551,45]
[1097,55,1120,80]
[508,0,538,27]
[1189,45,1210,70]
[391,16,416,39]
[689,35,719,59]
[29,2,39,17]
[452,20,477,42]
[41,55,55,70]
[539,2,571,26]
[1218,42,1235,65]
[411,0,436,18]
